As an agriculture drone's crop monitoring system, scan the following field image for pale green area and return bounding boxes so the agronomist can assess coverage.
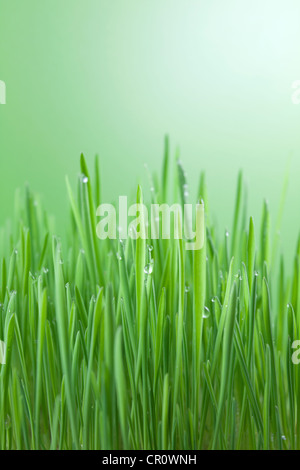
[0,0,300,267]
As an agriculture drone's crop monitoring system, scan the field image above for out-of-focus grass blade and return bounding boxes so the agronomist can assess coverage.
[114,327,128,448]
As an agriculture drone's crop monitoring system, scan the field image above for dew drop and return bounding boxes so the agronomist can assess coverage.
[185,284,190,293]
[5,415,11,430]
[203,306,210,319]
[82,175,88,184]
[281,435,286,441]
[144,262,154,275]
[116,252,123,261]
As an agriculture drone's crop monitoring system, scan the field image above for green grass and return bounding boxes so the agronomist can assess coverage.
[0,143,298,450]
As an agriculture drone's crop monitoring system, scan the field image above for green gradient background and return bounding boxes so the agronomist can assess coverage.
[1,0,300,265]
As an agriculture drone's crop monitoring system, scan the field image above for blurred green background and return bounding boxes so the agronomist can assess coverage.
[1,0,300,266]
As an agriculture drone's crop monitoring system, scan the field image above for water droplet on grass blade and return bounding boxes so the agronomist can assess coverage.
[203,306,210,318]
[82,175,88,184]
[5,415,11,430]
[144,262,154,275]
